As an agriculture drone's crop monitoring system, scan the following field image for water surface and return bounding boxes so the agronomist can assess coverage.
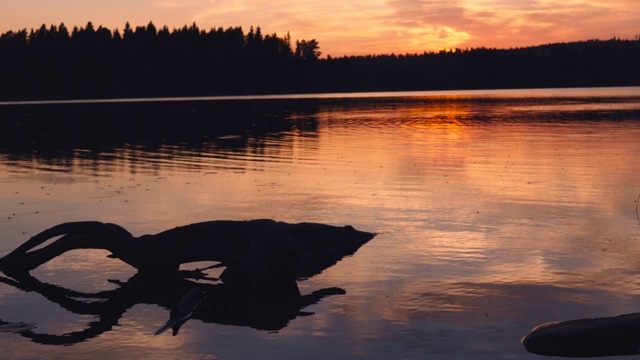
[1,87,640,359]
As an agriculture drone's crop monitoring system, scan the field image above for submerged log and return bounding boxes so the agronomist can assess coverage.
[522,313,640,357]
[0,219,376,291]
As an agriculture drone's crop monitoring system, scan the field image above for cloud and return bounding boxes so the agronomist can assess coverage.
[386,0,466,26]
[153,0,211,8]
[154,1,183,8]
[1,0,638,56]
[376,0,640,51]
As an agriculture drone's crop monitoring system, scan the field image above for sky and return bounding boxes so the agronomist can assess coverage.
[1,0,639,56]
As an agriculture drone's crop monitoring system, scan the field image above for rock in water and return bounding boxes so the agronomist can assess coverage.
[522,312,640,357]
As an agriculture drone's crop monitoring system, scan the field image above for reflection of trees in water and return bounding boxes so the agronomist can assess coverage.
[3,96,639,176]
[0,100,320,175]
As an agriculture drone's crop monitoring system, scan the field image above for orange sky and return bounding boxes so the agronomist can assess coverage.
[2,0,639,56]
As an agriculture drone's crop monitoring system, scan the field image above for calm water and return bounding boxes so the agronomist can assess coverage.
[1,87,640,359]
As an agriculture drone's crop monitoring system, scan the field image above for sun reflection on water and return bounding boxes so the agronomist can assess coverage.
[1,89,640,358]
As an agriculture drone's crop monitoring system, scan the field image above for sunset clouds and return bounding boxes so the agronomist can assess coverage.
[2,0,638,56]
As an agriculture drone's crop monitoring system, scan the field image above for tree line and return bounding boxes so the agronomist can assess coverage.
[0,22,639,100]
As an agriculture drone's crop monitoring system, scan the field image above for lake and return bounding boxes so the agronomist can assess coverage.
[1,87,640,359]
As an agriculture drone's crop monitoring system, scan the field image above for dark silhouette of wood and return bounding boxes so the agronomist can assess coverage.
[522,313,640,357]
[0,220,376,290]
[0,220,375,344]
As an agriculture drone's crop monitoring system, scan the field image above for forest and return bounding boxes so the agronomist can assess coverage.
[1,21,639,100]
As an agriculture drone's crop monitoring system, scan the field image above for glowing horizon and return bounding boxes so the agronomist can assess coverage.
[2,0,639,57]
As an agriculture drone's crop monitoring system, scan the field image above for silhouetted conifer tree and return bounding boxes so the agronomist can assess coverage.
[0,22,638,100]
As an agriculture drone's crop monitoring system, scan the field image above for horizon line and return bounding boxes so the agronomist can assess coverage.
[2,86,639,106]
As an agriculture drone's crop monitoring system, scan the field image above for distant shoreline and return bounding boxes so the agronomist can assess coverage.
[1,23,639,101]
[2,86,640,106]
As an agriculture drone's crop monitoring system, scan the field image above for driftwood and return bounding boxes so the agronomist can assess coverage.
[522,313,640,357]
[0,219,375,344]
[0,219,376,291]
